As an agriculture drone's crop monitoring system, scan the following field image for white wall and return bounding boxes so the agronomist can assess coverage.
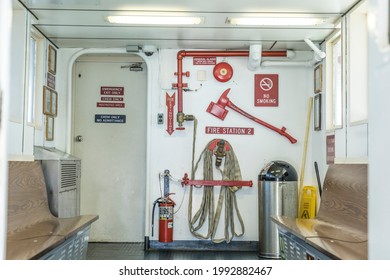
[2,0,381,257]
[0,0,12,260]
[335,2,368,162]
[57,48,314,242]
[6,4,369,246]
[367,0,390,259]
[147,49,313,241]
[7,4,64,160]
[57,47,160,242]
[56,48,83,152]
[8,9,27,158]
[7,0,369,246]
[7,7,51,160]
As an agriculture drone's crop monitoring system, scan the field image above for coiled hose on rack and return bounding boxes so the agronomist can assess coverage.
[188,137,245,243]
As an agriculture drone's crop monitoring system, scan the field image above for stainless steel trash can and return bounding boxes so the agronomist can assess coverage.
[258,160,298,259]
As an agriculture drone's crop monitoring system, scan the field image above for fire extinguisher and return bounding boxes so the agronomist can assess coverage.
[152,197,175,243]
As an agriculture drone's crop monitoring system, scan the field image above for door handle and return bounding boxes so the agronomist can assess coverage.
[75,135,83,142]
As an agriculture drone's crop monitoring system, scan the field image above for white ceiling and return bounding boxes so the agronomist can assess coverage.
[16,0,362,50]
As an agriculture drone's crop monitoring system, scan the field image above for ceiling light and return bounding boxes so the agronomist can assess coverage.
[226,16,327,26]
[107,15,203,25]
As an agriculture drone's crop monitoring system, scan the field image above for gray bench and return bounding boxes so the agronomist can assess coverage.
[7,161,98,260]
[272,164,367,259]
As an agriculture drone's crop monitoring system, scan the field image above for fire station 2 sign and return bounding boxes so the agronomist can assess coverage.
[254,74,279,107]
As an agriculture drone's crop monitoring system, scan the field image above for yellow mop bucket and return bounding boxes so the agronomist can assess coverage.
[299,186,316,219]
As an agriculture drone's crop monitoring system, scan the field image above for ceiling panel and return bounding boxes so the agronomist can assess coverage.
[19,0,361,14]
[38,26,333,42]
[16,0,362,50]
[30,10,340,28]
[49,38,280,50]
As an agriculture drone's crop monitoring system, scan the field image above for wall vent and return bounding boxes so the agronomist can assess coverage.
[61,163,78,189]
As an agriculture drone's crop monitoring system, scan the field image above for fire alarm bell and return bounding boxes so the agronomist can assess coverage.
[213,62,233,82]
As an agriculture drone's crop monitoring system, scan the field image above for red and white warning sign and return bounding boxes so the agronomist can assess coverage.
[193,57,216,65]
[254,74,279,107]
[98,86,125,108]
[100,86,124,96]
[166,92,175,135]
[97,102,125,108]
[101,97,124,102]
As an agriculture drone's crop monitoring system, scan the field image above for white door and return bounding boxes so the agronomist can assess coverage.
[73,55,147,242]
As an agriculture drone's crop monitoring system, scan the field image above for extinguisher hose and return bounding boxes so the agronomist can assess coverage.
[151,197,168,237]
[151,199,159,237]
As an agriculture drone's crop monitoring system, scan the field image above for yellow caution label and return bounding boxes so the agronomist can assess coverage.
[300,210,310,219]
[299,186,316,219]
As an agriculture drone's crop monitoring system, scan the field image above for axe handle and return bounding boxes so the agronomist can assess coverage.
[227,102,297,144]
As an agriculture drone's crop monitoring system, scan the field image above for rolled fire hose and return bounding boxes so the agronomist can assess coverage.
[188,137,245,243]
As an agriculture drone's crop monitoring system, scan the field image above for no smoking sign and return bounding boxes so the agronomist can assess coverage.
[254,74,279,107]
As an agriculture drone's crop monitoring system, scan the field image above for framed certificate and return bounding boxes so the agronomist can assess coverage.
[51,90,58,117]
[43,86,58,116]
[314,64,322,93]
[46,116,54,141]
[43,86,51,115]
[314,94,322,131]
[48,45,57,75]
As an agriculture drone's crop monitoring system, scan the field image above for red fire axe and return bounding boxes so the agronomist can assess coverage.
[206,88,297,144]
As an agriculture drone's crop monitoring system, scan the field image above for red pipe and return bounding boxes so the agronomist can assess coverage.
[175,50,287,127]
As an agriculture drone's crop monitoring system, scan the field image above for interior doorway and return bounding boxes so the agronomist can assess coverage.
[72,54,147,242]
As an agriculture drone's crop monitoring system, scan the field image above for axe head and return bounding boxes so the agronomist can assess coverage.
[206,88,231,120]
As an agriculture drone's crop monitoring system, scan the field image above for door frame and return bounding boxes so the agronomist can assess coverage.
[65,48,153,241]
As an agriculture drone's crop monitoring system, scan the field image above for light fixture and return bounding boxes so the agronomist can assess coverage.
[107,15,203,25]
[226,16,328,26]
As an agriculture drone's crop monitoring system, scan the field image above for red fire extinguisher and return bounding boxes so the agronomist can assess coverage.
[152,197,175,243]
[158,199,174,242]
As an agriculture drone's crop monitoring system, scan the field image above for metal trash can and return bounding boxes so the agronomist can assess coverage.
[258,160,298,259]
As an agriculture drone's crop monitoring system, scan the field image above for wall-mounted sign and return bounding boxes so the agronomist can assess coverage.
[326,134,335,164]
[254,74,279,107]
[95,114,126,124]
[47,72,56,89]
[166,92,175,135]
[97,102,125,108]
[205,126,254,135]
[193,57,217,65]
[100,86,124,95]
[101,97,124,102]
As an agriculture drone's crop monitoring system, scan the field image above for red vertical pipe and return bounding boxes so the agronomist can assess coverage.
[177,52,184,113]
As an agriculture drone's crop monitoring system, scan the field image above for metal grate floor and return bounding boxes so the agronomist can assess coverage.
[86,242,260,260]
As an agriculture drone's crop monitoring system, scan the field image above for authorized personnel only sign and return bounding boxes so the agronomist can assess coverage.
[254,74,279,107]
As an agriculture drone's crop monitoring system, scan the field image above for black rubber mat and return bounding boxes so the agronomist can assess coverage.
[86,242,259,260]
